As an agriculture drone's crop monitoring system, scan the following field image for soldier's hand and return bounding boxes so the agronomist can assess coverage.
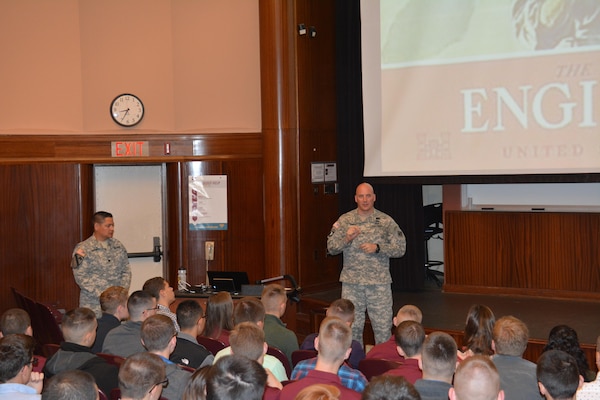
[345,226,361,242]
[360,243,378,253]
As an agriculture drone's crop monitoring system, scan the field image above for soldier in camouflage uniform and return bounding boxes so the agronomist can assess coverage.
[327,183,406,345]
[71,211,131,318]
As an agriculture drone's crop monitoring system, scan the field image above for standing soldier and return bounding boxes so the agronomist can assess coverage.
[327,183,406,345]
[71,211,131,317]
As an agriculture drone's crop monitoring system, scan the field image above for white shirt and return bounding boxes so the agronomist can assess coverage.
[577,372,600,400]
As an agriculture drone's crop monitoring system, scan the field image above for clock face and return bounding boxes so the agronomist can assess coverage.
[110,94,144,127]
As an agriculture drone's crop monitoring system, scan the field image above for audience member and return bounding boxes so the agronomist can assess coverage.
[491,316,542,400]
[141,314,192,400]
[43,307,118,396]
[170,300,213,369]
[102,290,157,357]
[362,375,422,400]
[118,352,166,400]
[214,298,288,382]
[577,334,600,400]
[366,305,423,361]
[92,286,129,353]
[459,304,495,359]
[201,291,234,345]
[301,298,366,368]
[449,355,504,400]
[0,334,43,399]
[42,370,98,400]
[383,320,425,384]
[295,384,341,400]
[261,283,300,365]
[537,350,582,400]
[143,277,180,332]
[206,355,267,400]
[0,308,33,337]
[543,324,595,382]
[182,366,210,400]
[414,332,457,400]
[281,317,361,400]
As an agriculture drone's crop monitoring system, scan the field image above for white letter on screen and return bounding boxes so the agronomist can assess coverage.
[461,89,488,133]
[579,80,597,127]
[493,86,531,131]
[533,83,575,129]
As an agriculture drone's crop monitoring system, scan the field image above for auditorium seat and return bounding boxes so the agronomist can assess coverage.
[96,353,125,367]
[358,358,403,381]
[267,346,292,378]
[291,349,317,367]
[196,336,226,356]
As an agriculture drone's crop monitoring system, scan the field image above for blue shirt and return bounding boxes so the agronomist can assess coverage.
[291,357,368,392]
[0,383,40,399]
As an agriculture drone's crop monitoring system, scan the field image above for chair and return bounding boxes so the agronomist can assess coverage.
[178,364,195,373]
[42,343,61,358]
[196,336,226,356]
[35,301,64,345]
[424,202,444,287]
[99,389,108,400]
[111,388,168,400]
[358,358,403,381]
[267,346,292,378]
[97,353,125,367]
[291,349,317,367]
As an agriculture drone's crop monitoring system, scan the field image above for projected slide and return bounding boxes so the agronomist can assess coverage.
[363,0,600,177]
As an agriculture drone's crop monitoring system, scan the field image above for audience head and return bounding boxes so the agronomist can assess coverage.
[463,304,495,356]
[127,290,157,322]
[0,333,36,384]
[99,286,129,319]
[143,277,176,307]
[295,384,341,400]
[233,297,266,326]
[261,284,287,316]
[492,315,529,357]
[61,307,97,347]
[42,370,99,400]
[119,352,166,400]
[0,308,32,337]
[420,331,457,382]
[315,316,352,364]
[183,366,210,400]
[206,355,267,400]
[176,300,206,333]
[229,322,267,361]
[543,324,591,381]
[537,349,582,400]
[362,375,422,400]
[449,355,503,400]
[141,314,177,353]
[326,298,355,326]
[393,305,423,326]
[202,291,234,339]
[394,320,425,358]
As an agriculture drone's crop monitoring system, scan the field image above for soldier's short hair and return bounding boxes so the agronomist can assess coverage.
[143,277,167,301]
[233,298,265,325]
[0,308,31,336]
[395,305,423,324]
[493,316,529,357]
[230,322,265,361]
[141,314,176,352]
[421,332,457,380]
[119,352,166,399]
[127,290,156,319]
[317,317,352,363]
[537,350,580,400]
[326,299,355,325]
[176,300,204,330]
[62,308,97,344]
[93,211,113,225]
[260,284,286,313]
[453,355,501,400]
[42,370,98,400]
[362,375,421,400]
[206,355,267,400]
[0,334,35,383]
[395,320,425,358]
[99,286,128,314]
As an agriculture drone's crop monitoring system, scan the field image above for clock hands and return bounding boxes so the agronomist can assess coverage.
[120,108,130,122]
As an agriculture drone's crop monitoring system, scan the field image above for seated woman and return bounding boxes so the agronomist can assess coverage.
[201,291,234,345]
[459,304,495,360]
[543,324,595,382]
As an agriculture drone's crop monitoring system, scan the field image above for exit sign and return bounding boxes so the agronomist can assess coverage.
[111,141,150,157]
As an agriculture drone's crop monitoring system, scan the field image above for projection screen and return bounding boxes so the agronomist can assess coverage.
[362,0,600,177]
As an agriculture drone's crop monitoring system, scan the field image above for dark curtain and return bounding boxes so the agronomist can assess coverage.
[335,0,424,291]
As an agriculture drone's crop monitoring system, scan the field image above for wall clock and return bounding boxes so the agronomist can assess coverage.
[110,93,144,127]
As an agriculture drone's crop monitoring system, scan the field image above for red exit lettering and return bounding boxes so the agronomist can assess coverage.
[111,141,149,157]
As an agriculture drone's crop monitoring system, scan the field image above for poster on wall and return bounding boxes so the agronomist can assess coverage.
[189,175,228,230]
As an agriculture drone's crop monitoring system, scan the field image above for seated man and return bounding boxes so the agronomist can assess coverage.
[261,284,299,365]
[491,316,543,400]
[118,352,167,400]
[42,370,98,400]
[102,290,157,357]
[363,375,422,400]
[92,286,129,353]
[578,335,600,400]
[0,308,45,373]
[537,350,582,400]
[300,298,366,369]
[43,307,118,396]
[366,304,422,361]
[141,314,192,400]
[206,355,267,400]
[0,334,44,399]
[281,317,361,399]
[170,300,213,368]
[383,320,425,384]
[414,332,457,400]
[449,355,504,400]
[143,277,179,332]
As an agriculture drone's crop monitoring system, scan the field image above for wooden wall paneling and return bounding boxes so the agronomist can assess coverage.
[166,162,184,287]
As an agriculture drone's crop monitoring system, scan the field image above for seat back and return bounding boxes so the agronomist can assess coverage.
[291,349,317,368]
[96,352,126,367]
[35,302,64,345]
[358,358,403,381]
[266,346,292,378]
[42,343,61,358]
[424,203,443,237]
[196,336,226,356]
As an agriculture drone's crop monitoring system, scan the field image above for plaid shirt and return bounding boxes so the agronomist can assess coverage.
[290,357,368,392]
[158,304,180,332]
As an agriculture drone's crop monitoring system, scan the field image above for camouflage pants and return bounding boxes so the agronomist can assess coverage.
[342,283,393,346]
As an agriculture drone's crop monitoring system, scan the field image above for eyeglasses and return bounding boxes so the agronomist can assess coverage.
[145,306,160,312]
[28,357,38,367]
[149,378,169,393]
